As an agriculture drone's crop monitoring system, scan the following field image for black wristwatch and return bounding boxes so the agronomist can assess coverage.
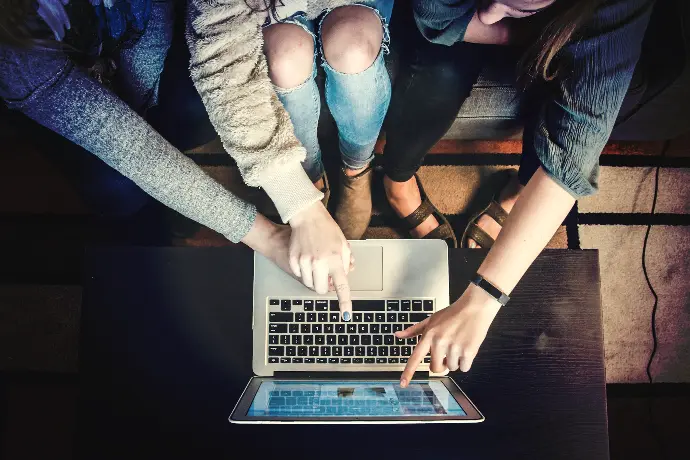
[471,274,510,306]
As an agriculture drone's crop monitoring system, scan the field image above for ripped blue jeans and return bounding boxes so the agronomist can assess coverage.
[271,1,393,182]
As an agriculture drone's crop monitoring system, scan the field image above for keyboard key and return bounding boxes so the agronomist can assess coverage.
[333,346,342,356]
[375,313,385,322]
[324,324,334,334]
[329,358,339,364]
[293,299,303,306]
[289,324,299,334]
[269,346,284,356]
[318,313,328,322]
[280,357,290,363]
[400,358,408,363]
[300,324,310,334]
[378,346,388,356]
[355,346,365,356]
[399,313,409,323]
[330,313,340,322]
[384,335,394,345]
[344,346,354,356]
[367,346,377,356]
[338,335,348,345]
[361,335,372,345]
[317,358,328,364]
[405,324,414,330]
[347,324,357,334]
[370,324,380,334]
[286,346,296,356]
[396,337,406,345]
[292,335,302,345]
[348,335,359,345]
[373,335,382,345]
[341,358,351,363]
[390,346,400,356]
[280,335,290,345]
[401,300,411,311]
[269,324,287,334]
[353,313,363,322]
[353,358,363,363]
[298,346,307,356]
[336,324,345,334]
[423,357,431,363]
[269,312,293,322]
[269,335,278,344]
[357,324,367,334]
[402,346,412,356]
[295,313,305,322]
[376,358,387,364]
[388,358,399,363]
[304,335,314,345]
[387,300,400,311]
[410,313,431,322]
[309,346,319,356]
[304,300,314,311]
[292,358,303,363]
[305,358,315,363]
[423,300,433,311]
[364,313,374,322]
[281,300,291,311]
[316,335,325,345]
[412,300,423,311]
[387,313,397,322]
[365,358,375,364]
[381,324,392,334]
[312,324,322,334]
[269,357,279,363]
[330,300,339,311]
[307,313,316,322]
[352,300,385,311]
[321,346,331,356]
[327,335,336,345]
[269,299,279,306]
[407,337,417,345]
[393,324,403,333]
[316,300,329,311]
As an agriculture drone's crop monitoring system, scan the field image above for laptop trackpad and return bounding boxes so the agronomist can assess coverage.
[348,246,383,291]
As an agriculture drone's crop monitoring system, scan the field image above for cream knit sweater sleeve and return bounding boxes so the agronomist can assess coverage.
[186,0,323,223]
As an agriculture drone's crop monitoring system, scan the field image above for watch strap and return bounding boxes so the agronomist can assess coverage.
[471,274,510,306]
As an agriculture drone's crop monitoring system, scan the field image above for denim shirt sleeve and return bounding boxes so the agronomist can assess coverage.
[0,45,258,243]
[528,0,655,197]
[412,0,476,46]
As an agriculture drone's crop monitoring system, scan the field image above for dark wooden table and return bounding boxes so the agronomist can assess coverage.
[77,247,606,460]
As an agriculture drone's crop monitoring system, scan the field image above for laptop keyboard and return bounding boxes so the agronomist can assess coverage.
[266,299,433,365]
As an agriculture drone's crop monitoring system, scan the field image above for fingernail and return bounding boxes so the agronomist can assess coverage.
[400,379,407,387]
[342,311,351,322]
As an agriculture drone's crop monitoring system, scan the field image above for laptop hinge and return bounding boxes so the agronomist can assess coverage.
[273,371,431,379]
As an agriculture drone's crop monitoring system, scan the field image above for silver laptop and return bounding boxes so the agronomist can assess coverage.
[229,239,484,423]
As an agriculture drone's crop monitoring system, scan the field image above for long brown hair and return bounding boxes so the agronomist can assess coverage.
[519,0,606,85]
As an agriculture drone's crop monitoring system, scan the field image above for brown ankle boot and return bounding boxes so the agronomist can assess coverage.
[334,166,373,240]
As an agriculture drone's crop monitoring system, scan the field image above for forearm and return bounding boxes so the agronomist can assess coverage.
[476,167,575,295]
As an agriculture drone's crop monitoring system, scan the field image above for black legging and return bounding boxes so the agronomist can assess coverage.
[383,6,542,186]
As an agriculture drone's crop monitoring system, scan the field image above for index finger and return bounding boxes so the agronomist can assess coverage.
[330,264,352,321]
[400,337,431,388]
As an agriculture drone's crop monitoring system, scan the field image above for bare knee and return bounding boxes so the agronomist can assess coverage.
[321,6,383,74]
[263,23,314,89]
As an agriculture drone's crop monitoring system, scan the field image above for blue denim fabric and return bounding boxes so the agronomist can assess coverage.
[273,0,393,182]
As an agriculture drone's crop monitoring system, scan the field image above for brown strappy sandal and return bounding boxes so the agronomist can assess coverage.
[389,174,458,248]
[461,169,516,249]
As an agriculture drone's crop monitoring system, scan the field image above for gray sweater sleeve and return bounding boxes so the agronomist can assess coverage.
[0,46,257,243]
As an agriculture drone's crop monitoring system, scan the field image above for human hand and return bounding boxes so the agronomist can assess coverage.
[396,284,501,387]
[288,202,353,320]
[36,0,71,41]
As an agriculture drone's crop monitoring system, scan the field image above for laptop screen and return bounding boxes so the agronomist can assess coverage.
[247,380,466,417]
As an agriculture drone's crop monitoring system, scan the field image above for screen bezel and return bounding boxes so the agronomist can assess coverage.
[229,376,484,424]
